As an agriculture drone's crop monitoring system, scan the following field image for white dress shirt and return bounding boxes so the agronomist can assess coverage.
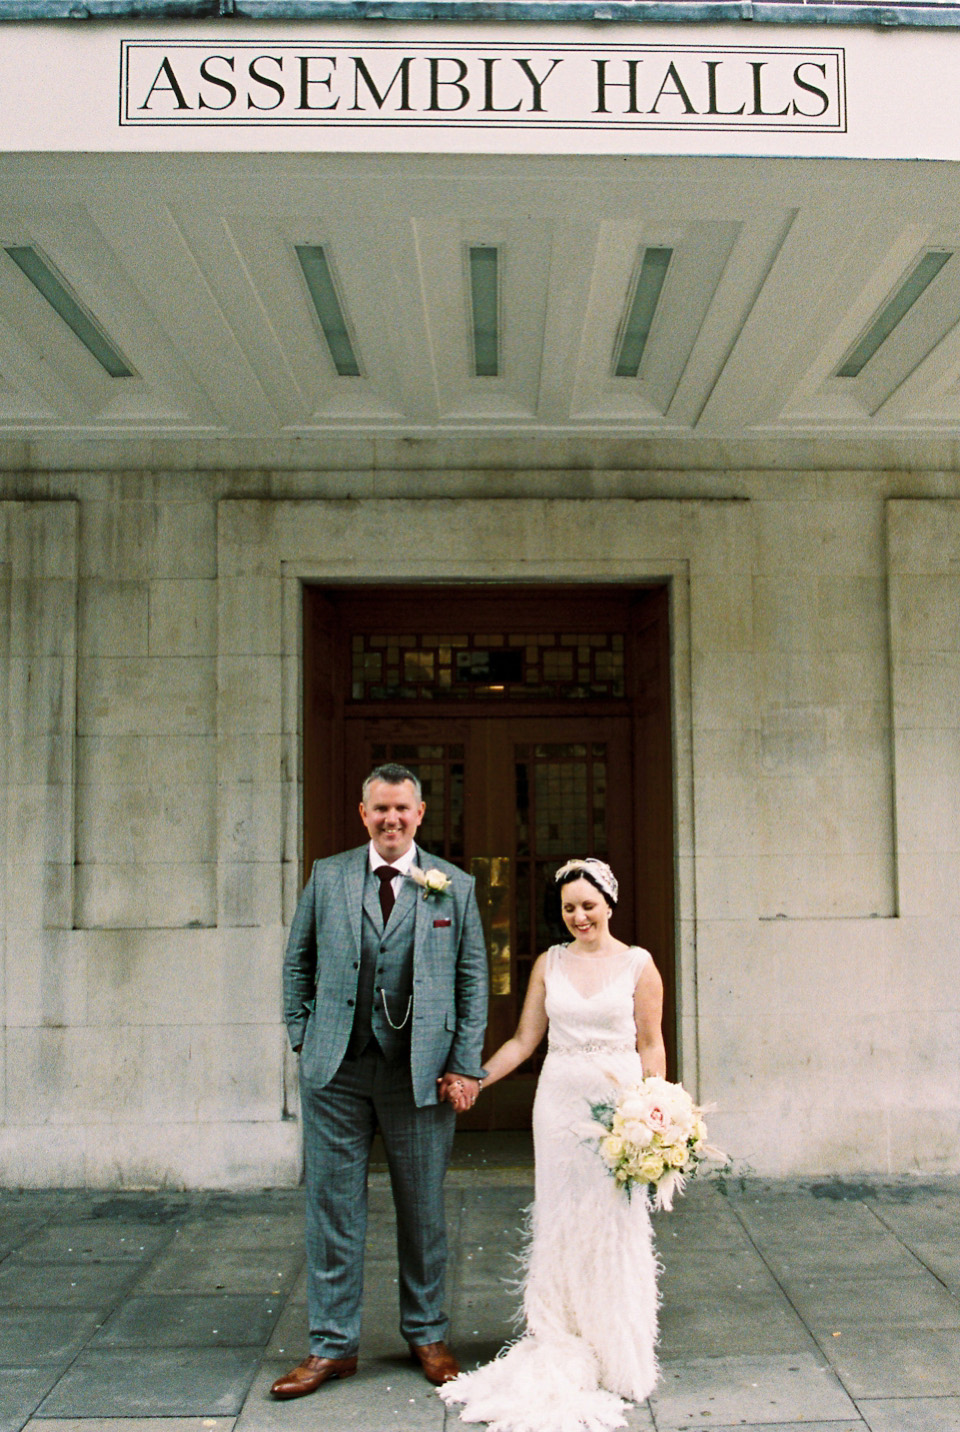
[368,841,418,903]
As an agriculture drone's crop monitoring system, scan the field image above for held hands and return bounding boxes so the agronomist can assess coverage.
[437,1072,481,1112]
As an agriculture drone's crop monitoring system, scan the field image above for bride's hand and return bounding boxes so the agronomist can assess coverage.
[438,1072,480,1111]
[453,1076,480,1111]
[438,1072,472,1110]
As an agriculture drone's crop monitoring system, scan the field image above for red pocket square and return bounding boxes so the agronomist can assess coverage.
[433,918,452,928]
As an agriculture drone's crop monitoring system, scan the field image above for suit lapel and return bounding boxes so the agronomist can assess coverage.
[361,871,383,934]
[413,851,431,952]
[391,868,417,930]
[343,847,370,952]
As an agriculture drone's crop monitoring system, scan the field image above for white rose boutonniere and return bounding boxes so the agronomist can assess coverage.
[407,865,452,901]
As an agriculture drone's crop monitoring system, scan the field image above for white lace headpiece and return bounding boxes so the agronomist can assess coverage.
[554,857,619,906]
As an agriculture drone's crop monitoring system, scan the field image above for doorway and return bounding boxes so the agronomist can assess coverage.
[302,586,675,1127]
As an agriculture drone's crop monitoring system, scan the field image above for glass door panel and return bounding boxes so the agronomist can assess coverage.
[367,738,466,865]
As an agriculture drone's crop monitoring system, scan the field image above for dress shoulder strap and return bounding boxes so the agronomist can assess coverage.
[629,946,653,982]
[544,943,568,974]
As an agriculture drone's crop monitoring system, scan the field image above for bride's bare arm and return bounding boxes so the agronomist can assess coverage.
[634,959,667,1078]
[478,954,549,1091]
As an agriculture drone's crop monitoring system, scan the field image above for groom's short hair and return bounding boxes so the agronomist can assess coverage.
[361,763,423,803]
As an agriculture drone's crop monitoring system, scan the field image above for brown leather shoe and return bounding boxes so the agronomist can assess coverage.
[409,1340,460,1385]
[270,1353,358,1399]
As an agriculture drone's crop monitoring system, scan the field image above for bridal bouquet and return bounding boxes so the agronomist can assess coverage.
[587,1076,722,1211]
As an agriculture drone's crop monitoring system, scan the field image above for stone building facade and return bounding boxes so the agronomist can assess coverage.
[1,449,958,1185]
[1,9,960,1186]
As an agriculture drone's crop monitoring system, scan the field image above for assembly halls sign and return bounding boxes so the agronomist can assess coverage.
[2,20,960,157]
[119,39,846,133]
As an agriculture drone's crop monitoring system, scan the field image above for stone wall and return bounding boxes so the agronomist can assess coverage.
[0,462,957,1186]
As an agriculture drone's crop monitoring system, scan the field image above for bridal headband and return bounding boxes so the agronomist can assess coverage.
[554,857,619,906]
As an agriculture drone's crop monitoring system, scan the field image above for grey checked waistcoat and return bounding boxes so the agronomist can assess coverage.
[349,866,416,1061]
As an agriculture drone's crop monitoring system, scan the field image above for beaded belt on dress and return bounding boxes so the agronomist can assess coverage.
[548,1041,635,1056]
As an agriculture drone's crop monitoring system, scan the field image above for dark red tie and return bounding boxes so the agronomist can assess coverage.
[376,865,397,924]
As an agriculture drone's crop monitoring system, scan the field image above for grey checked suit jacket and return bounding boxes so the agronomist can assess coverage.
[283,845,489,1107]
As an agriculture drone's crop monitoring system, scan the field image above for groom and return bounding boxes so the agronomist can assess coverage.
[272,762,489,1400]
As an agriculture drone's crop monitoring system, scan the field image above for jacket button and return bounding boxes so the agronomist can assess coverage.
[353,962,360,969]
[346,999,355,1007]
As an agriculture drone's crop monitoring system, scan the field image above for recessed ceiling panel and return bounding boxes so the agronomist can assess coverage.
[1,153,960,441]
[570,219,741,426]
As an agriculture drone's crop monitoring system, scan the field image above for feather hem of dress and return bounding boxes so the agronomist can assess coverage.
[439,1333,636,1432]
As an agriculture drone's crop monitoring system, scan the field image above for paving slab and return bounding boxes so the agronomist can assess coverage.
[170,1215,305,1253]
[260,1301,307,1358]
[14,1223,173,1264]
[658,1243,780,1289]
[25,1422,235,1431]
[0,1260,140,1311]
[450,1284,519,1334]
[859,1396,960,1430]
[780,1272,960,1329]
[90,1294,283,1348]
[457,1184,535,1212]
[902,1243,960,1293]
[669,1424,866,1431]
[286,1263,308,1304]
[729,1193,887,1244]
[867,1183,960,1223]
[619,1408,656,1431]
[816,1326,960,1398]
[449,1309,516,1369]
[34,1348,261,1419]
[456,1250,526,1291]
[650,1353,859,1430]
[357,1310,407,1360]
[758,1241,927,1283]
[868,1204,960,1245]
[0,1217,50,1262]
[654,1214,747,1252]
[135,1248,302,1297]
[234,1358,445,1431]
[192,1193,305,1214]
[456,1203,531,1236]
[0,1368,60,1432]
[0,1309,101,1363]
[81,1195,195,1227]
[658,1285,816,1360]
[0,1194,79,1220]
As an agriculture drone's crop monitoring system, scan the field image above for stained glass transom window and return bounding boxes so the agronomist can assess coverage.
[351,632,624,702]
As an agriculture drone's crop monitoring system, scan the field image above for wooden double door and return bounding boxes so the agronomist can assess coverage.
[303,586,675,1128]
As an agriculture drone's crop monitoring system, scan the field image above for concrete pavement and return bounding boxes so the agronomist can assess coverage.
[3,1141,960,1432]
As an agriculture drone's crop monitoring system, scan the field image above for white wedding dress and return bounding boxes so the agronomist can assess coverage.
[440,944,659,1432]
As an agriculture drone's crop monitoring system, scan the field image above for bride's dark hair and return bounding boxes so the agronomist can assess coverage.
[557,866,617,911]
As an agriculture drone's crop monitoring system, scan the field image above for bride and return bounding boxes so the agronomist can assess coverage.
[440,857,666,1432]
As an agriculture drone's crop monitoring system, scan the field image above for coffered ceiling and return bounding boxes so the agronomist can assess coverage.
[1,150,959,444]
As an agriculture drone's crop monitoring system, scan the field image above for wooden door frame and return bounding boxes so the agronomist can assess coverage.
[302,582,678,1077]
